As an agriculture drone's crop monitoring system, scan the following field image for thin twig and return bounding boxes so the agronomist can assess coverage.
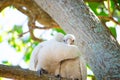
[114,0,120,11]
[35,26,54,29]
[98,16,120,25]
[19,31,29,37]
[107,0,112,17]
[28,16,44,42]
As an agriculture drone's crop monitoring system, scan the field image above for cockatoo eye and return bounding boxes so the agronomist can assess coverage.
[72,40,74,42]
[63,39,66,42]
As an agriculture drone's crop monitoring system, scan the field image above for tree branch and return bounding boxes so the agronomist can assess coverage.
[0,64,74,80]
[0,64,48,80]
[98,16,120,25]
[0,0,60,42]
[107,0,112,17]
[84,0,106,2]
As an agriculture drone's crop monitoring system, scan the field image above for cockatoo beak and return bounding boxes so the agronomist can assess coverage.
[65,38,74,45]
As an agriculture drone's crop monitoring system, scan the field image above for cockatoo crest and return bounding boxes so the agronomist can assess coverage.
[54,33,64,42]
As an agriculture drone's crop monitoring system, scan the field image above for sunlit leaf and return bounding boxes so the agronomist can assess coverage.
[87,75,96,80]
[110,0,115,13]
[0,7,6,17]
[88,2,108,16]
[0,35,3,42]
[13,25,23,34]
[118,0,120,6]
[52,28,66,35]
[24,52,31,62]
[88,2,99,15]
[109,27,117,38]
[2,61,11,65]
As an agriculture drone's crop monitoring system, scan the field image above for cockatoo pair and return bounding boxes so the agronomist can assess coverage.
[29,33,87,80]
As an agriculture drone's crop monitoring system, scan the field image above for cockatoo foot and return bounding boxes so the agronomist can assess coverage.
[37,68,48,75]
[55,74,62,80]
[74,78,79,80]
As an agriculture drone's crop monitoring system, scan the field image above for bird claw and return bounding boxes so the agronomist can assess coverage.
[55,74,62,80]
[37,68,48,75]
[74,78,79,80]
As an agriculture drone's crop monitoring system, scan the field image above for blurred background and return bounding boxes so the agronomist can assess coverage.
[0,0,120,80]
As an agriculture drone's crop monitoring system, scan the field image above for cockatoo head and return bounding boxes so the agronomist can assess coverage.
[54,33,64,42]
[63,34,75,45]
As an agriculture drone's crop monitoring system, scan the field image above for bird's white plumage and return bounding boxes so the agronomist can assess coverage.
[29,33,64,71]
[29,33,87,79]
[36,42,80,72]
[58,57,87,80]
[54,32,64,42]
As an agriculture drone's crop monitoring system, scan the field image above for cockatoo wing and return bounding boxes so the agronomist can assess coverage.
[57,57,87,80]
[29,39,58,71]
[36,41,81,73]
[29,43,42,71]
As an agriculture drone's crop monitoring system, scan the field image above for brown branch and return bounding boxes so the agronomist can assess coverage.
[84,0,106,2]
[0,64,73,80]
[114,0,120,11]
[28,17,44,42]
[0,0,12,11]
[0,64,48,80]
[98,16,120,25]
[18,25,55,38]
[19,31,29,37]
[107,0,112,17]
[13,4,32,18]
[35,26,54,29]
[0,0,60,41]
[12,0,60,28]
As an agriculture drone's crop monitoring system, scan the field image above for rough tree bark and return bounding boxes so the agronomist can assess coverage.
[0,64,71,80]
[34,0,120,80]
[0,64,48,80]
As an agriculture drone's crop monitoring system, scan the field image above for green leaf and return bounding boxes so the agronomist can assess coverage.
[13,25,23,34]
[88,2,108,16]
[88,2,99,15]
[24,47,33,62]
[52,28,66,35]
[118,0,120,6]
[2,61,11,65]
[0,35,3,42]
[109,27,116,38]
[110,0,115,13]
[24,52,31,62]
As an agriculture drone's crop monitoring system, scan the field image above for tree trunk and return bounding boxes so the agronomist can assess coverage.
[34,0,120,80]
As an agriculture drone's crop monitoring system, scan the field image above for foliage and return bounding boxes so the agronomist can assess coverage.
[87,0,120,38]
[0,7,65,65]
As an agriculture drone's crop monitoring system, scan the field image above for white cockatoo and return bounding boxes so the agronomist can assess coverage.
[29,32,65,71]
[55,34,87,80]
[29,33,86,79]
